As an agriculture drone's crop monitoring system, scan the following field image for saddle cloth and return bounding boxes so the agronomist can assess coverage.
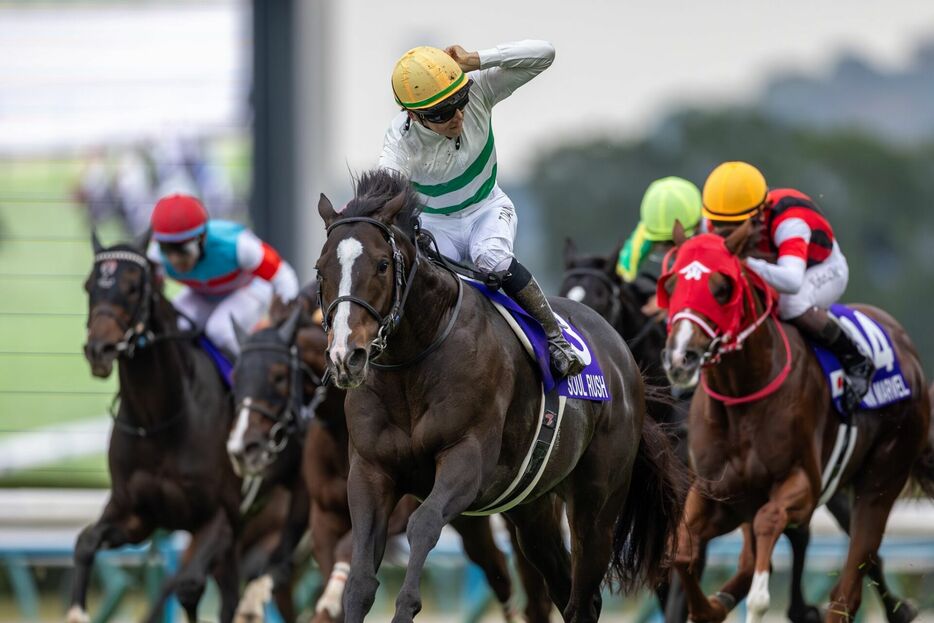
[809,304,911,415]
[198,335,234,388]
[463,277,611,402]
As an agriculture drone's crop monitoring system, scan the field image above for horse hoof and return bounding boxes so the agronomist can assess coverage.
[66,606,91,623]
[788,605,822,623]
[888,599,919,623]
[234,575,273,623]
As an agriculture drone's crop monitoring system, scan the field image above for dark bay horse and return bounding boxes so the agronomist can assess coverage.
[314,169,687,623]
[660,225,934,623]
[74,232,241,623]
[229,287,552,622]
[559,239,919,623]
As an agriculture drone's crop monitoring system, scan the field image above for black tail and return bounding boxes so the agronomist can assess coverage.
[910,386,934,498]
[608,416,690,594]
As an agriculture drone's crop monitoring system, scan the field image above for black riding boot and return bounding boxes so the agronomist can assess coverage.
[500,258,586,378]
[802,312,875,414]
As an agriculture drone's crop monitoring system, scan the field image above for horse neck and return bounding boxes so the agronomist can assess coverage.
[703,284,783,403]
[382,252,459,365]
[117,295,192,424]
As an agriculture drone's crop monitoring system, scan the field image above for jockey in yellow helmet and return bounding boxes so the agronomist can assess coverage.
[380,41,585,378]
[617,176,702,315]
[703,161,874,413]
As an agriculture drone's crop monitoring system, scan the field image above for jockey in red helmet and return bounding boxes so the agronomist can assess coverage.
[148,194,299,355]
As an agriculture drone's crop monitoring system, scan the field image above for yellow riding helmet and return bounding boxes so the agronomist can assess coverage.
[640,176,702,242]
[702,161,768,222]
[392,46,468,110]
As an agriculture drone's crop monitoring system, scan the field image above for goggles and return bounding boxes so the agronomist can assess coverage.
[415,80,472,123]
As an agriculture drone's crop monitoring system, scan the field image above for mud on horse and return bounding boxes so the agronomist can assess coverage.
[314,169,688,623]
[74,231,242,623]
[658,222,934,623]
[229,286,553,622]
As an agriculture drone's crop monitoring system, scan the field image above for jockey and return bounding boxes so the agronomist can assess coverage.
[379,41,585,377]
[147,194,299,356]
[702,161,875,413]
[617,176,702,315]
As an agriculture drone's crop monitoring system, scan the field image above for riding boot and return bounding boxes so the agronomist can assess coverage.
[797,309,875,414]
[500,258,586,378]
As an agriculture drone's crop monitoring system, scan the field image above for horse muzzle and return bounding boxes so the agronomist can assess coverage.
[227,436,273,478]
[662,347,702,390]
[327,346,369,389]
[84,340,119,378]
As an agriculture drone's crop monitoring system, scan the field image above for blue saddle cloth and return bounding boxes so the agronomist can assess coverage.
[464,279,611,402]
[198,335,233,388]
[809,304,911,415]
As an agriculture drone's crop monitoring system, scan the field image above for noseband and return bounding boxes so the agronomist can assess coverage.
[236,341,327,455]
[89,250,155,358]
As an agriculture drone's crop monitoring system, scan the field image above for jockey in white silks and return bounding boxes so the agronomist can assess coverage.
[378,40,585,378]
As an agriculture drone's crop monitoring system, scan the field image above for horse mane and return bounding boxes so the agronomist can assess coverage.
[345,169,421,238]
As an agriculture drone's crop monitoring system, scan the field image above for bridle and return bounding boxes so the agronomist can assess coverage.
[562,267,622,328]
[318,216,463,371]
[89,250,156,358]
[235,339,327,456]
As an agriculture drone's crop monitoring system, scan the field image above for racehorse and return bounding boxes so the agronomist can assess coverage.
[314,169,687,623]
[228,287,553,622]
[660,222,934,623]
[559,238,920,623]
[74,232,241,623]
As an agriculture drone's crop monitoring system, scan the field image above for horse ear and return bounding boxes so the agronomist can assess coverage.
[672,219,687,247]
[318,194,338,228]
[563,237,577,268]
[231,319,250,347]
[374,191,407,225]
[91,229,104,254]
[278,306,302,343]
[724,218,756,256]
[133,228,152,253]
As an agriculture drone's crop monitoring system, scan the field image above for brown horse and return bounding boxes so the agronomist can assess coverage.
[74,232,242,623]
[314,169,687,623]
[559,239,920,623]
[228,287,552,622]
[659,224,934,623]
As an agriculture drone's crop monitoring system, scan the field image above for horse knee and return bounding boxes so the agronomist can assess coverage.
[753,504,785,537]
[74,526,105,565]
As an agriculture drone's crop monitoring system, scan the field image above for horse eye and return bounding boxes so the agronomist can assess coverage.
[377,259,390,274]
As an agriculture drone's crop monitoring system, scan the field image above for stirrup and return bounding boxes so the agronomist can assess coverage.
[548,336,585,378]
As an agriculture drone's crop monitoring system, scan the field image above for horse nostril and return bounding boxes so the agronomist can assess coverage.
[244,440,262,457]
[684,350,700,365]
[347,348,368,373]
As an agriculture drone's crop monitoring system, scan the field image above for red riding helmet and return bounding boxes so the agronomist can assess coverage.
[151,194,209,243]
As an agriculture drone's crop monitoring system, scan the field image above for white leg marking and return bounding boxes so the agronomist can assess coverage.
[315,562,350,618]
[566,285,586,302]
[227,402,251,456]
[66,605,91,623]
[746,571,771,623]
[235,574,273,623]
[330,238,363,363]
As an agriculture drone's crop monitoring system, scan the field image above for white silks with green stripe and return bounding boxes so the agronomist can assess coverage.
[379,40,555,216]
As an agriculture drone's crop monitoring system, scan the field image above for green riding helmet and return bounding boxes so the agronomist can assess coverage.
[640,176,702,241]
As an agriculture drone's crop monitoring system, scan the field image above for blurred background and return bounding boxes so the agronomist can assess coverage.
[2,0,934,620]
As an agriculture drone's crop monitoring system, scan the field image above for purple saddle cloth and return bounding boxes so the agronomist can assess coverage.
[809,304,911,415]
[464,279,611,402]
[198,335,233,388]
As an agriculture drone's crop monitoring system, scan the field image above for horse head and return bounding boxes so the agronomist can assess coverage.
[83,228,155,378]
[315,169,421,388]
[228,301,328,477]
[558,237,628,325]
[657,227,758,390]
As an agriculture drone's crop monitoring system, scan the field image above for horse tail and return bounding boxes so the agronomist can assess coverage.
[608,415,690,594]
[911,385,934,498]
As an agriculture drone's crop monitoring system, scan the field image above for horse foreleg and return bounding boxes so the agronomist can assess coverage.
[342,458,398,623]
[450,515,515,619]
[784,523,822,623]
[68,502,151,623]
[392,440,484,623]
[747,468,814,623]
[310,505,351,623]
[674,486,739,623]
[824,491,918,623]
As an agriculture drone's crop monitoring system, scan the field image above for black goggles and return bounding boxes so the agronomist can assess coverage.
[415,81,472,123]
